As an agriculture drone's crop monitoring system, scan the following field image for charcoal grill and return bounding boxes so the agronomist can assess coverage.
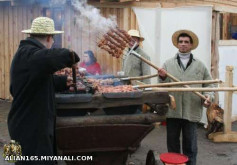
[55,75,170,165]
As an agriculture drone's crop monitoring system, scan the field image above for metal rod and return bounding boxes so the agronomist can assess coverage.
[133,79,222,88]
[71,51,77,93]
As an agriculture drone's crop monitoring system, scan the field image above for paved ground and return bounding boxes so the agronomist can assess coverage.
[1,100,237,165]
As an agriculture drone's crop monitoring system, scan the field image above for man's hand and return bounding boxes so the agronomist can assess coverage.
[66,76,73,87]
[158,68,167,79]
[203,95,211,108]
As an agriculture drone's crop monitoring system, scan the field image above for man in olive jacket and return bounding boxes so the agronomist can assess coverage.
[122,29,151,84]
[8,17,79,164]
[158,30,214,165]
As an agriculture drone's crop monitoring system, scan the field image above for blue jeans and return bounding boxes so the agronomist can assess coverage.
[166,118,197,165]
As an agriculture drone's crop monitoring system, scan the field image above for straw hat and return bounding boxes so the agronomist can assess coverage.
[22,17,63,35]
[172,29,199,50]
[128,29,144,41]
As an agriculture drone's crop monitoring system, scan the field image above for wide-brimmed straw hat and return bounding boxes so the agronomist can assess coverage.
[128,29,144,41]
[172,29,199,50]
[22,17,63,35]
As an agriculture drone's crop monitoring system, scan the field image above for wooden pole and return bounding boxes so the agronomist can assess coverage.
[148,87,237,92]
[224,66,233,133]
[133,79,222,88]
[131,51,207,100]
[121,73,158,81]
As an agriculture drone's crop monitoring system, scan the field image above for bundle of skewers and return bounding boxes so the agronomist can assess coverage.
[97,27,134,58]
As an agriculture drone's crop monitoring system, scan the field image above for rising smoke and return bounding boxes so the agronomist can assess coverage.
[50,0,117,33]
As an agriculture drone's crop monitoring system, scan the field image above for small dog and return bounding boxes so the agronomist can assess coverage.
[206,103,224,138]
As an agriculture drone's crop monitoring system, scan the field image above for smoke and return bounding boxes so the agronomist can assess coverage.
[71,0,117,33]
[49,0,117,33]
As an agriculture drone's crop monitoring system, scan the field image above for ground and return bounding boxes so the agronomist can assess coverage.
[1,100,237,165]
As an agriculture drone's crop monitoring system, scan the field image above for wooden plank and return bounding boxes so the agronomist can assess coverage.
[211,132,237,142]
[117,8,122,72]
[104,7,111,74]
[130,8,136,30]
[0,5,4,99]
[8,6,13,77]
[222,13,230,40]
[4,5,9,99]
[110,7,117,74]
[231,13,237,25]
[97,8,105,74]
[13,6,18,57]
[22,6,27,40]
[9,6,13,100]
[18,6,23,43]
[123,7,130,31]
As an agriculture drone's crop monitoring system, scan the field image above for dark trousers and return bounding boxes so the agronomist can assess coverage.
[166,118,197,165]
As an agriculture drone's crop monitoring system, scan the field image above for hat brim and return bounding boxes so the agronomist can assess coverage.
[131,35,144,41]
[22,29,64,34]
[172,30,199,50]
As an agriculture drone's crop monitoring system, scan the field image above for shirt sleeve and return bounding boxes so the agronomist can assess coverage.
[30,48,80,75]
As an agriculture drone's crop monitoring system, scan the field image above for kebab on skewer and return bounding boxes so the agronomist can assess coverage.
[97,27,133,58]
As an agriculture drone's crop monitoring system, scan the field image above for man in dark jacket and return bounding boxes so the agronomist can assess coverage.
[8,17,80,164]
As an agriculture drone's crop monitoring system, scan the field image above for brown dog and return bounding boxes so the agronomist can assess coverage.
[206,103,224,138]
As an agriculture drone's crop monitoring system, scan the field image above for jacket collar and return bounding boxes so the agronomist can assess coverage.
[175,53,196,70]
[19,37,46,49]
[174,53,196,61]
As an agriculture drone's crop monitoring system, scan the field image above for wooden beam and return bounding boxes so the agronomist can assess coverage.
[211,11,220,102]
[222,13,230,40]
[209,132,237,142]
[214,5,237,14]
[89,2,131,8]
[131,1,161,8]
[219,40,237,46]
[57,114,166,127]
